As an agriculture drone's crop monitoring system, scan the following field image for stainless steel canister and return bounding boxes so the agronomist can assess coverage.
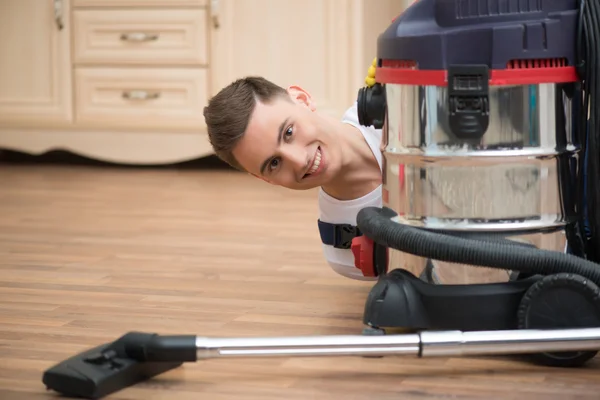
[381,82,579,284]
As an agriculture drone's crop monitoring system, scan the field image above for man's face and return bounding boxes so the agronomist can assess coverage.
[232,86,343,190]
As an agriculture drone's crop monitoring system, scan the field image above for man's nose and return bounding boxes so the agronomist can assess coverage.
[281,146,307,170]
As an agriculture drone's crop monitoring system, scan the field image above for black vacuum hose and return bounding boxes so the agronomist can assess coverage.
[356,206,600,286]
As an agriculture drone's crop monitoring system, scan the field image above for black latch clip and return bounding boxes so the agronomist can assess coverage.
[447,65,490,140]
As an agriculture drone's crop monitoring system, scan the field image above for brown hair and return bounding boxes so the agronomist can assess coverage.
[203,76,289,171]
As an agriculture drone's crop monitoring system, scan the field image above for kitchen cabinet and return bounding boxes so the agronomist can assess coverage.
[0,0,408,164]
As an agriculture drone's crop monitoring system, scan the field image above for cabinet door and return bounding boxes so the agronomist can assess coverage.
[0,0,72,126]
[210,0,407,119]
[209,0,370,119]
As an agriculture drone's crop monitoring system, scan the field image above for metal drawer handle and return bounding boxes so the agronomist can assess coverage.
[211,0,220,28]
[120,32,160,42]
[54,0,63,30]
[122,90,161,101]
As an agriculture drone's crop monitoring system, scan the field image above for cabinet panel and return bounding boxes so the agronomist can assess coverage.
[73,0,207,7]
[75,68,208,130]
[0,0,72,125]
[73,9,208,66]
[210,0,411,119]
[210,0,349,118]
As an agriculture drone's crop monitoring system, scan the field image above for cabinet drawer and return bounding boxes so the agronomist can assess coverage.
[75,68,208,130]
[73,9,207,65]
[73,0,207,7]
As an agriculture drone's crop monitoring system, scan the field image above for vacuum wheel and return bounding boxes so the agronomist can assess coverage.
[517,273,600,367]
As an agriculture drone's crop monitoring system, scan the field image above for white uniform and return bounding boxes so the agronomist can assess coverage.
[317,102,384,280]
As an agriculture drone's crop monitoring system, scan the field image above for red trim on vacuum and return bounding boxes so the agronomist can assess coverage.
[376,58,578,86]
[351,236,377,277]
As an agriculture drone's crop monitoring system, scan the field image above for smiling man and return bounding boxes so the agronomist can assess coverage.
[203,76,383,280]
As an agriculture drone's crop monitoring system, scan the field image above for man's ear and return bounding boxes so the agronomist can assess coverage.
[287,85,316,111]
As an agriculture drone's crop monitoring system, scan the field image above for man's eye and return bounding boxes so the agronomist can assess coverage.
[284,126,293,138]
[269,158,280,170]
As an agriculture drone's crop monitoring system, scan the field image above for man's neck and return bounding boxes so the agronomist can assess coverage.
[321,123,382,201]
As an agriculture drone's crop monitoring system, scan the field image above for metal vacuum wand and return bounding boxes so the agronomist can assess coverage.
[194,328,600,359]
[42,327,600,399]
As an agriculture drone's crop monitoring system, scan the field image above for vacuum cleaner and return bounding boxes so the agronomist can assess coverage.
[42,0,600,398]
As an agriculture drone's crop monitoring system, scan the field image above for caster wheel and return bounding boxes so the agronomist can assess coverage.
[517,273,600,367]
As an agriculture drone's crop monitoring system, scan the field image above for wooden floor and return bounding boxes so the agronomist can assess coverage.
[1,159,600,399]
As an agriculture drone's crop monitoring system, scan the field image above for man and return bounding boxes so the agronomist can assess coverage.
[203,76,383,280]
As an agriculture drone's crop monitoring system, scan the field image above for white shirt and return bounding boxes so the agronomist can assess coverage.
[317,102,383,280]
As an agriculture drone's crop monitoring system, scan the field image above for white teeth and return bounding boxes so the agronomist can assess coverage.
[308,149,321,174]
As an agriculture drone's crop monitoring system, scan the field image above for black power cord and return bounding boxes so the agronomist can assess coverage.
[575,0,600,262]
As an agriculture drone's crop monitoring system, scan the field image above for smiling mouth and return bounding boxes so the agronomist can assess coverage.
[303,146,323,179]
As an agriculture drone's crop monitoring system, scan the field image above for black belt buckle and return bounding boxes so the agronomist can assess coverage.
[333,224,361,249]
